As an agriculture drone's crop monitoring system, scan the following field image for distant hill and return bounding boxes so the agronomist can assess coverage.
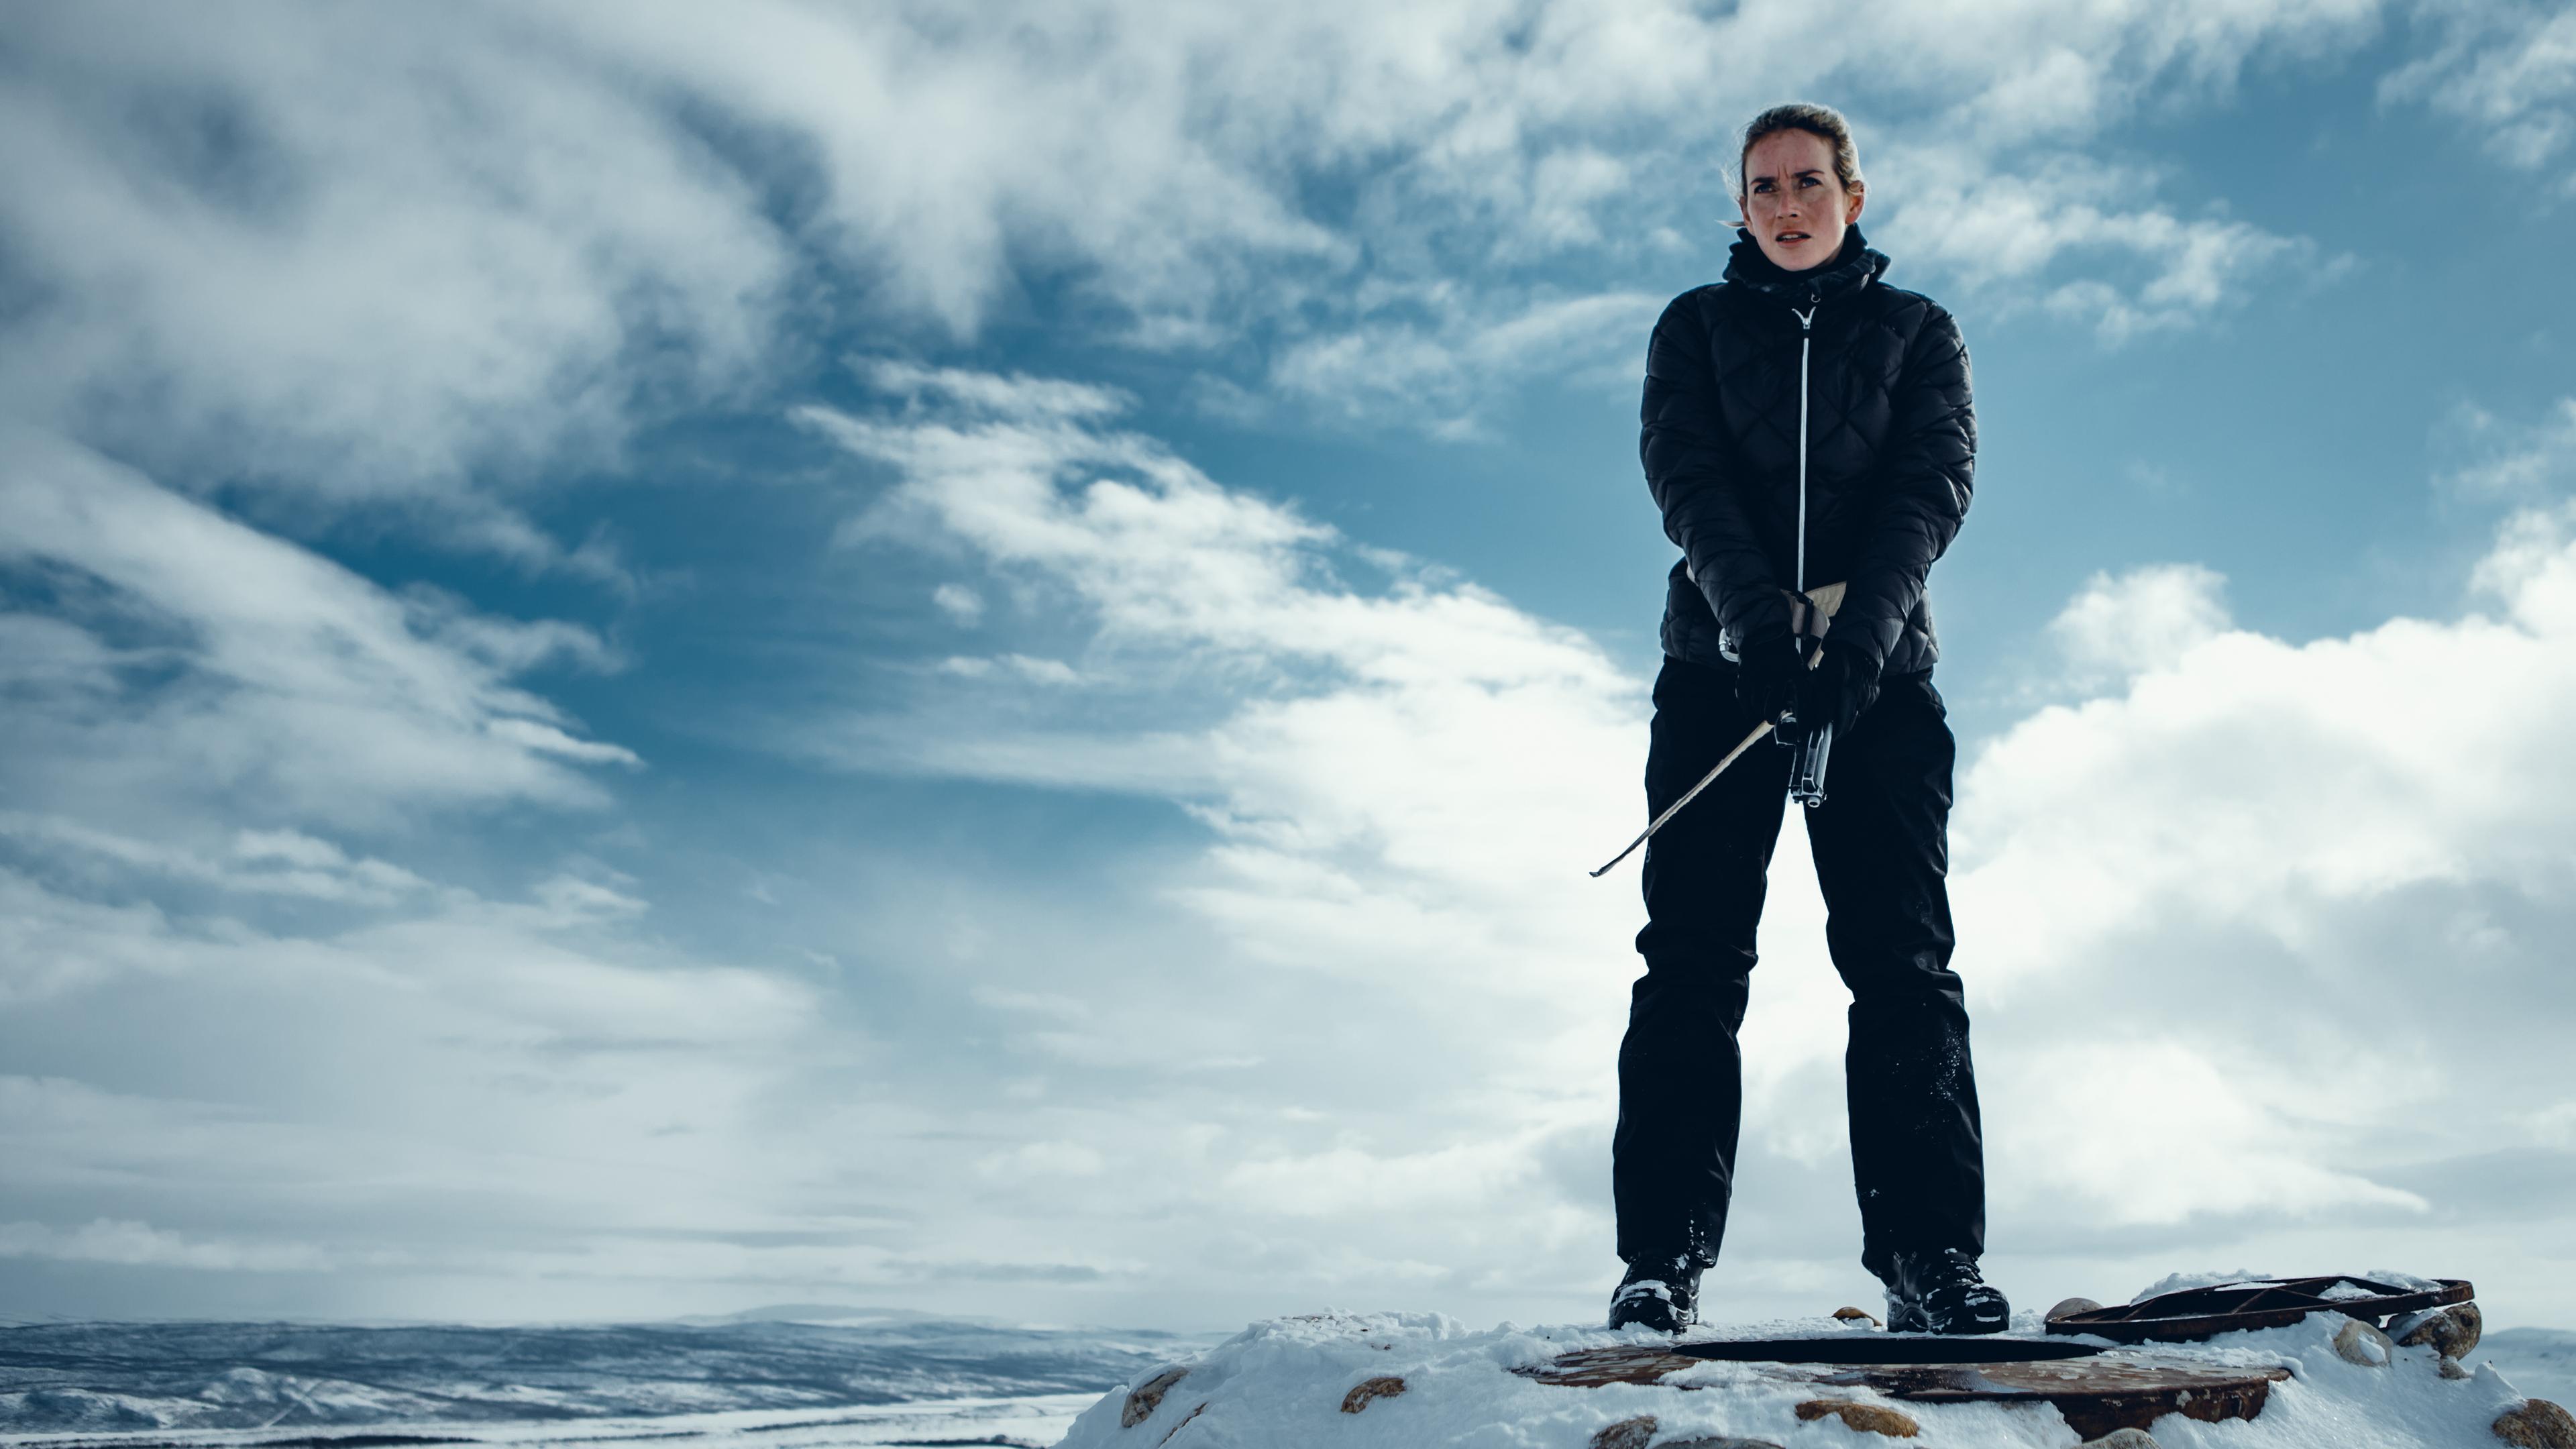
[0,1316,1208,1432]
[663,1303,1009,1328]
[2482,1326,2576,1404]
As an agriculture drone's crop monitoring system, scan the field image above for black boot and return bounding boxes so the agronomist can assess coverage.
[1884,1248,2008,1334]
[1607,1256,1702,1333]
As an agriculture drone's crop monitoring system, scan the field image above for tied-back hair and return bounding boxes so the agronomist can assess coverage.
[1734,102,1866,207]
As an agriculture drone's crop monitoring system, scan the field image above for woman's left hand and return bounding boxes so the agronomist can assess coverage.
[1798,637,1882,736]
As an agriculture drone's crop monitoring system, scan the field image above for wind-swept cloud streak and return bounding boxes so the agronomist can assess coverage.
[798,360,1644,984]
[2382,0,2576,180]
[0,431,636,829]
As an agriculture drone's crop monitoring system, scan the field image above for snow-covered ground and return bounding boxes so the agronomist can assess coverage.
[0,1313,1206,1438]
[2,1309,2568,1448]
[1062,1309,2575,1449]
[0,1395,1100,1449]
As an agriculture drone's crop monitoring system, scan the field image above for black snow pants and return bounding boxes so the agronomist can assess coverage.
[1614,654,1986,1283]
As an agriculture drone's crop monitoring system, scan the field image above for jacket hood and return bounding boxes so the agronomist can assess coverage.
[1721,224,1890,305]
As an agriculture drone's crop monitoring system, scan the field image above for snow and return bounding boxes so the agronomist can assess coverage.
[0,1317,1205,1434]
[0,1395,1101,1449]
[1056,1307,2562,1449]
[2127,1269,2269,1304]
[2123,1269,2443,1304]
[3,1308,2569,1449]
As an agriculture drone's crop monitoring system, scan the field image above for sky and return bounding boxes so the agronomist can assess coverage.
[2,0,2575,1335]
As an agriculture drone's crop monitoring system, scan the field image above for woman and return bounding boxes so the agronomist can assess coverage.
[1609,103,2004,1336]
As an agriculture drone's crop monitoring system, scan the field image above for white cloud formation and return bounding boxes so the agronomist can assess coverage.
[0,860,833,1274]
[0,429,636,827]
[1266,288,1664,439]
[1870,145,2324,343]
[0,1216,350,1273]
[0,5,789,538]
[2441,397,2576,498]
[2047,562,2234,686]
[799,364,1643,959]
[932,583,987,625]
[1931,502,2576,1317]
[2382,0,2576,179]
[0,0,2420,508]
[0,813,436,907]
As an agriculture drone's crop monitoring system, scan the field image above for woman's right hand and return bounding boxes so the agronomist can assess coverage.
[1735,633,1807,735]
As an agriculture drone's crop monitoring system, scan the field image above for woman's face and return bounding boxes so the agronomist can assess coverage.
[1738,129,1863,273]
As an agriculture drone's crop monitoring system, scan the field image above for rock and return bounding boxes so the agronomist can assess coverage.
[2334,1318,2394,1367]
[2494,1399,2576,1448]
[1340,1375,1406,1413]
[2049,1297,2106,1321]
[1833,1306,1882,1327]
[2394,1303,2484,1358]
[1122,1366,1188,1427]
[2443,1356,2475,1381]
[1591,1417,1658,1449]
[1794,1399,1921,1438]
[2078,1431,2162,1449]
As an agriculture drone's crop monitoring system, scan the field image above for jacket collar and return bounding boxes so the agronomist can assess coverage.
[1721,224,1890,307]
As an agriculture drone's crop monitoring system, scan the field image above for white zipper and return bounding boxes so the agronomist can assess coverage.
[1792,301,1816,597]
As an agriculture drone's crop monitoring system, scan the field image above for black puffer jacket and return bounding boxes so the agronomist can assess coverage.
[1642,225,1974,678]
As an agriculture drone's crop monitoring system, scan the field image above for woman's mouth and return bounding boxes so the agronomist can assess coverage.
[1776,231,1809,244]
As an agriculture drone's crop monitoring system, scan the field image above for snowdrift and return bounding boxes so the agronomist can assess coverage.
[1060,1308,2573,1449]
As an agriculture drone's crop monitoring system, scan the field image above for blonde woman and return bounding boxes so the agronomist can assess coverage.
[1611,103,2002,1336]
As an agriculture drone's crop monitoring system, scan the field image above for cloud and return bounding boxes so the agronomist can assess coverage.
[0,429,636,827]
[0,3,790,533]
[0,0,2405,530]
[979,1142,1109,1182]
[0,851,828,1270]
[1934,500,2576,1271]
[2440,397,2576,498]
[1870,145,2323,343]
[1960,506,2576,989]
[0,1216,351,1273]
[2047,562,2233,687]
[2381,0,2576,179]
[1265,288,1663,439]
[0,813,436,908]
[799,367,1642,935]
[932,583,986,625]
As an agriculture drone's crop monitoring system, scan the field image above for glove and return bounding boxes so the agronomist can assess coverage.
[1734,630,1806,733]
[1795,635,1882,738]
